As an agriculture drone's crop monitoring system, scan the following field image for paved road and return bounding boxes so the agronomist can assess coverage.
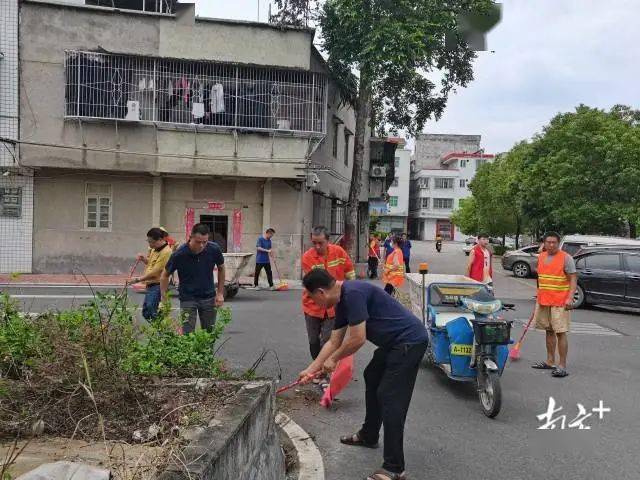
[3,242,640,480]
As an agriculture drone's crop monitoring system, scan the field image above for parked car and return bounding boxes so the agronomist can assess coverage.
[501,244,540,277]
[465,236,477,245]
[573,248,640,308]
[560,234,640,256]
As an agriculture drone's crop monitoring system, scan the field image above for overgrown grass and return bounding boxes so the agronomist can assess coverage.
[0,292,233,439]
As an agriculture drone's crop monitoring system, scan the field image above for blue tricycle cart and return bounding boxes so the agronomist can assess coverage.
[407,273,513,418]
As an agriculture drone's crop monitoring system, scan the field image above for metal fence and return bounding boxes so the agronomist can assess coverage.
[64,51,327,135]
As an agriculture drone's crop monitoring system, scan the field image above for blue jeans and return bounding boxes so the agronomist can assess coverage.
[142,284,161,321]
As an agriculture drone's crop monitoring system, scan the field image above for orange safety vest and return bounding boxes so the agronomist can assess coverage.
[537,251,571,306]
[302,244,356,318]
[383,249,405,287]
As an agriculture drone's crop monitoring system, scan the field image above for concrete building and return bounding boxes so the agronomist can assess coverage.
[3,0,370,277]
[409,134,493,241]
[374,139,410,232]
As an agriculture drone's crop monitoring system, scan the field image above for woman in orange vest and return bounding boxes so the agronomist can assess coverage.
[382,235,405,295]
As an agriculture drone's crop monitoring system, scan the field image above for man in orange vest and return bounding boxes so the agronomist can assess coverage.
[531,232,577,378]
[302,225,356,364]
[382,235,405,295]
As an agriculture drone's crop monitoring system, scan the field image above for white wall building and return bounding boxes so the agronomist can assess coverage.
[409,134,493,241]
[377,140,411,232]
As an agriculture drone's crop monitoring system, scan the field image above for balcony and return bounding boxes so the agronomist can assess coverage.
[64,51,327,136]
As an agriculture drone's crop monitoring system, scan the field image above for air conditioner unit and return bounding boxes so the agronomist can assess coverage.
[370,165,387,178]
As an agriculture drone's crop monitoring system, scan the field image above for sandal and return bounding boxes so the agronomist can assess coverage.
[552,368,569,378]
[531,361,555,370]
[366,469,407,480]
[340,433,378,449]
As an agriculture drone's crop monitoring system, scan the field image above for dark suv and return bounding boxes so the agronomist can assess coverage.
[573,248,640,308]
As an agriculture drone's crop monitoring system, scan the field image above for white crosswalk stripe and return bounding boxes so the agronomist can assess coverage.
[514,318,623,336]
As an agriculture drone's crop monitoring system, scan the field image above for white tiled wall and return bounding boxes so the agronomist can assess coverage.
[1,0,34,273]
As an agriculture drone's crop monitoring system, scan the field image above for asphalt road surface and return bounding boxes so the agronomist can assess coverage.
[3,241,639,480]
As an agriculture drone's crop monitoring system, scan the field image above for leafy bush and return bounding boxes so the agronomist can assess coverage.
[123,308,231,377]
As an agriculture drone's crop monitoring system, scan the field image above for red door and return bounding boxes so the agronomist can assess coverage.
[436,219,453,240]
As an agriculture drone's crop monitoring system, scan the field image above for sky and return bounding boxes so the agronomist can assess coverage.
[194,0,640,153]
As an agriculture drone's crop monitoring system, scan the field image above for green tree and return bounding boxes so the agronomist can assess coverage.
[521,105,640,236]
[451,197,479,235]
[272,0,498,255]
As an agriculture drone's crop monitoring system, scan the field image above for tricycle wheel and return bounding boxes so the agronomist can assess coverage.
[478,371,502,418]
[422,346,435,367]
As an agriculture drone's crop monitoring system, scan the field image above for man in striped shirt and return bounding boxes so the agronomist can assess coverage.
[301,226,356,363]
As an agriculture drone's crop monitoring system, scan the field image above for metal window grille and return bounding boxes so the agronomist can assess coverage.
[85,182,112,231]
[388,196,398,207]
[343,130,351,166]
[64,51,327,135]
[434,177,454,189]
[433,198,453,209]
[0,187,21,218]
[421,197,430,208]
[332,122,339,157]
[476,158,489,169]
[85,0,175,14]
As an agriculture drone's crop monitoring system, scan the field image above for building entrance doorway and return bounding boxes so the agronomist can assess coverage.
[199,215,228,252]
[436,219,454,241]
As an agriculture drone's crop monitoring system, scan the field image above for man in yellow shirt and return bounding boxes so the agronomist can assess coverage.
[129,227,173,321]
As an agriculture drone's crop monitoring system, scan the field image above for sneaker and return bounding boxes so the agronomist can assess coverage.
[269,286,277,291]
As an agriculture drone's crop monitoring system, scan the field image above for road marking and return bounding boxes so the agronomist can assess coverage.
[276,412,325,480]
[10,294,97,299]
[514,318,622,336]
[0,284,122,289]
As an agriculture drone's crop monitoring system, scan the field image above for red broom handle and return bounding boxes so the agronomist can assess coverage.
[515,308,536,344]
[276,372,322,394]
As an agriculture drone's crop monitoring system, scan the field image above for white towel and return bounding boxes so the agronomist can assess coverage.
[211,83,225,113]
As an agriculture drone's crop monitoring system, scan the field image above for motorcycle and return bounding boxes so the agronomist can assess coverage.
[435,240,442,252]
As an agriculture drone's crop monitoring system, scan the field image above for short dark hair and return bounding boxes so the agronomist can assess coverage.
[147,227,165,241]
[477,233,489,240]
[392,235,404,248]
[303,268,336,293]
[191,223,210,236]
[311,225,330,239]
[266,228,275,234]
[543,231,561,242]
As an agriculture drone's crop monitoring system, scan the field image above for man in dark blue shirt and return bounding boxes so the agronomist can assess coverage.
[299,269,428,480]
[401,233,412,273]
[160,223,225,334]
[253,228,275,289]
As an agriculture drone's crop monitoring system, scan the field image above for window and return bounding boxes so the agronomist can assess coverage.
[391,177,399,187]
[65,51,327,134]
[417,177,430,189]
[433,198,454,209]
[85,183,112,230]
[434,178,454,189]
[388,196,398,207]
[460,159,467,168]
[476,158,489,169]
[585,254,621,271]
[421,197,430,209]
[522,246,540,254]
[0,187,22,218]
[562,242,582,256]
[625,254,640,273]
[332,122,339,158]
[395,157,400,168]
[459,179,468,188]
[344,129,351,166]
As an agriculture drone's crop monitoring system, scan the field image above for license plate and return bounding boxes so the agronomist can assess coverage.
[451,344,472,356]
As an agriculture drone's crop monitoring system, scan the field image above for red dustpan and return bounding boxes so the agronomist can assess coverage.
[320,355,354,408]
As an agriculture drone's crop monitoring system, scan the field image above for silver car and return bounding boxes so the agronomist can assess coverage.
[501,244,539,278]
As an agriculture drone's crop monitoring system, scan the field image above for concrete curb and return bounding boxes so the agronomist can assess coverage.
[276,412,324,480]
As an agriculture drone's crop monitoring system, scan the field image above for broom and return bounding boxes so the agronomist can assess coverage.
[271,257,289,291]
[509,307,536,360]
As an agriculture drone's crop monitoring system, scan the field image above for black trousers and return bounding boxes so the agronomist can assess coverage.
[404,258,411,273]
[254,263,273,287]
[359,341,428,474]
[368,256,379,278]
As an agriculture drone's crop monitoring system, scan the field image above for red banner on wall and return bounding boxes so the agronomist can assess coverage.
[184,207,195,241]
[207,201,225,211]
[232,209,243,252]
